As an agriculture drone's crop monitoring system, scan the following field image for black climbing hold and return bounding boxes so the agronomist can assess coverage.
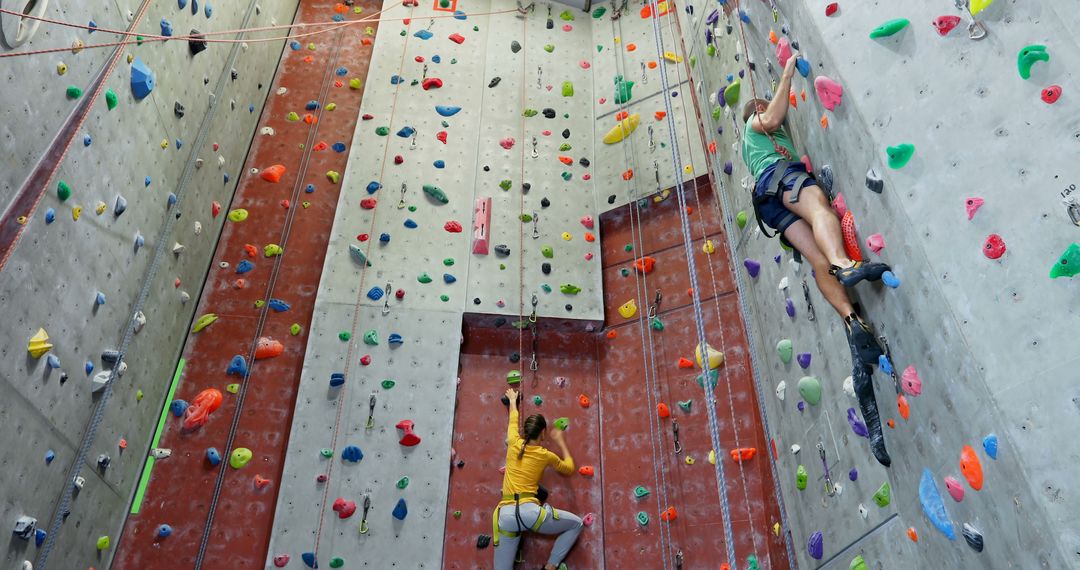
[488,77,501,88]
[522,182,531,192]
[791,40,800,50]
[473,297,482,305]
[540,198,550,208]
[565,304,572,311]
[494,244,511,257]
[101,350,121,364]
[59,372,69,385]
[962,524,984,553]
[865,168,884,193]
[494,317,507,327]
[189,29,207,55]
[456,459,465,468]
[748,61,756,71]
[511,40,522,53]
[579,157,590,167]
[476,535,491,549]
[542,108,556,119]
[231,69,238,81]
[483,165,490,172]
[607,195,616,204]
[542,262,551,274]
[546,18,553,29]
[509,352,520,363]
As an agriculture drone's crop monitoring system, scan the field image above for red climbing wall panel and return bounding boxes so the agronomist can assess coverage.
[113,2,380,568]
[444,178,790,568]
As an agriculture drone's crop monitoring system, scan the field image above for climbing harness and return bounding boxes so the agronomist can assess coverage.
[397,183,407,209]
[802,279,815,322]
[359,495,371,534]
[750,160,809,239]
[648,289,662,318]
[672,420,682,454]
[490,492,558,547]
[365,394,376,429]
[817,442,835,496]
[381,283,392,314]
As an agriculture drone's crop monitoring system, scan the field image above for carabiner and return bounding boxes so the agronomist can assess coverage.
[365,394,376,429]
[672,420,682,454]
[802,280,816,322]
[359,495,371,534]
[531,213,540,239]
[529,295,538,323]
[530,137,539,159]
[649,289,662,318]
[382,283,392,315]
[397,183,407,209]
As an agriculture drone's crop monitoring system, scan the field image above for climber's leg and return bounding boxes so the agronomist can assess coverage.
[781,220,853,318]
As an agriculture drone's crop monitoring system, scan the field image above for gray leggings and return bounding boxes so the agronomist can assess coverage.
[494,502,583,569]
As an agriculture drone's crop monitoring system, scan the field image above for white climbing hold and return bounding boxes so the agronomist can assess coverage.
[842,376,855,398]
[858,504,868,518]
[133,311,146,332]
[778,277,789,290]
[260,127,276,136]
[217,155,226,167]
[73,475,86,490]
[180,291,191,304]
[775,380,786,400]
[195,158,204,169]
[790,444,801,454]
[151,448,172,459]
[194,221,203,235]
[172,242,186,254]
[115,361,128,377]
[92,371,111,393]
[276,87,288,95]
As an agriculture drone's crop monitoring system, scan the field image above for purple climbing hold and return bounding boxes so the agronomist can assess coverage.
[796,352,811,369]
[807,531,823,559]
[723,161,733,175]
[785,298,795,317]
[849,468,858,481]
[797,401,806,412]
[774,255,782,264]
[847,407,869,438]
[744,259,761,278]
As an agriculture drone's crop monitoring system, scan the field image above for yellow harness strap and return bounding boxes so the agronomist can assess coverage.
[492,494,549,547]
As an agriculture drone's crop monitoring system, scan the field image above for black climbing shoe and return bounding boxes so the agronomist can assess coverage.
[845,314,884,366]
[850,360,891,467]
[817,164,835,199]
[830,261,891,287]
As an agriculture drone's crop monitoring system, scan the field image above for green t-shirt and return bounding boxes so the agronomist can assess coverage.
[742,116,797,179]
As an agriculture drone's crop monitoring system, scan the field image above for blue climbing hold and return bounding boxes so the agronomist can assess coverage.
[435,105,462,116]
[366,181,382,194]
[191,0,198,15]
[397,126,416,138]
[178,0,187,8]
[414,29,434,40]
[85,361,94,375]
[290,41,301,50]
[379,233,390,243]
[882,271,901,288]
[95,291,106,305]
[983,433,998,459]
[135,234,146,250]
[388,333,403,345]
[167,193,177,207]
[332,14,344,22]
[236,259,254,274]
[443,273,457,284]
[878,354,893,375]
[431,55,441,63]
[131,58,156,99]
[796,352,811,369]
[34,529,45,547]
[434,160,445,169]
[919,468,956,540]
[336,67,348,76]
[249,104,255,113]
[795,57,810,78]
[301,552,318,568]
[161,18,174,37]
[227,355,249,376]
[330,372,345,387]
[341,445,363,462]
[390,75,403,85]
[206,447,222,466]
[305,184,316,193]
[157,524,173,538]
[332,142,346,153]
[305,100,320,110]
[44,208,55,224]
[45,450,55,464]
[404,219,418,229]
[268,299,291,312]
[848,468,858,481]
[170,400,189,417]
[175,138,182,149]
[46,354,60,369]
[392,498,408,520]
[84,134,92,146]
[223,172,229,184]
[453,10,467,20]
[204,2,212,17]
[367,286,385,301]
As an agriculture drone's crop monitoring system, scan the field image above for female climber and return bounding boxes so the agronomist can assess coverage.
[492,388,583,570]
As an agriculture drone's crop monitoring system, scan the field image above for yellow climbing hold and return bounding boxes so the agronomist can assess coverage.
[327,170,341,183]
[684,455,695,465]
[561,232,572,241]
[696,342,725,369]
[683,164,693,174]
[773,522,781,536]
[96,536,111,550]
[228,209,249,222]
[663,51,683,63]
[226,383,240,394]
[136,389,144,401]
[192,313,219,333]
[160,139,169,149]
[264,244,284,257]
[326,103,337,111]
[95,202,107,215]
[27,328,53,358]
[602,113,640,144]
[72,206,82,221]
[618,299,637,319]
[970,0,993,15]
[349,78,363,90]
[703,239,715,254]
[708,449,717,465]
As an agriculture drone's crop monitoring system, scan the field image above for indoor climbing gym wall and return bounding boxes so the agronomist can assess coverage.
[676,0,1079,568]
[0,1,301,568]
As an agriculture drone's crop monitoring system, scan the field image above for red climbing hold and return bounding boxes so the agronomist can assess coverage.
[360,355,372,366]
[362,113,374,120]
[422,78,443,90]
[677,357,694,369]
[729,448,757,462]
[358,234,369,242]
[444,221,463,232]
[395,288,406,299]
[448,33,465,44]
[657,403,671,418]
[579,394,591,407]
[273,554,291,567]
[260,164,286,183]
[606,330,617,339]
[615,110,629,121]
[960,445,984,490]
[313,141,329,152]
[660,507,678,522]
[361,198,377,209]
[415,56,425,62]
[825,2,838,16]
[933,15,961,36]
[182,388,223,431]
[254,337,284,360]
[396,420,422,446]
[280,199,290,209]
[622,169,634,181]
[254,474,272,489]
[212,201,221,217]
[436,131,448,143]
[633,256,656,274]
[1041,85,1062,104]
[332,497,357,518]
[841,211,864,262]
[578,466,595,477]
[982,234,1006,259]
[394,155,404,165]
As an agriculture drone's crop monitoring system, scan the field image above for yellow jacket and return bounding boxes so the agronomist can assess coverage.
[499,409,574,507]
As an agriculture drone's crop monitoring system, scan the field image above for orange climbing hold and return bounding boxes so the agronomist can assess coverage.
[769,30,779,44]
[626,43,637,52]
[615,110,629,121]
[820,114,829,129]
[233,279,246,289]
[622,169,634,180]
[334,3,349,13]
[960,445,984,490]
[558,156,574,165]
[660,506,678,521]
[887,419,896,429]
[647,61,657,69]
[260,164,286,183]
[708,141,717,153]
[677,357,694,369]
[657,403,671,418]
[303,113,317,124]
[578,394,591,408]
[244,244,258,257]
[606,330,617,339]
[633,256,656,274]
[254,474,272,489]
[840,210,864,262]
[182,388,223,431]
[654,111,667,121]
[730,448,757,462]
[578,465,595,477]
[313,141,329,151]
[361,37,373,46]
[897,394,911,420]
[907,527,919,542]
[254,337,284,360]
[584,232,596,242]
[789,91,798,108]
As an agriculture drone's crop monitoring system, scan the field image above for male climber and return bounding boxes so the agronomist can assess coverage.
[741,57,892,466]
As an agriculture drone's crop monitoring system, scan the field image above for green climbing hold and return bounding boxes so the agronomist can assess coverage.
[560,283,581,294]
[620,268,630,277]
[230,447,253,469]
[453,510,462,519]
[473,26,479,31]
[329,557,344,569]
[326,171,341,184]
[592,7,606,18]
[321,448,334,458]
[736,211,748,229]
[423,184,448,203]
[226,383,240,394]
[711,105,722,121]
[400,30,407,36]
[499,179,512,191]
[624,243,633,252]
[375,126,390,136]
[707,44,716,57]
[96,536,111,550]
[873,481,891,507]
[1018,45,1049,80]
[558,143,572,151]
[507,370,522,384]
[561,172,572,181]
[290,323,302,335]
[408,205,417,212]
[105,89,118,110]
[636,512,649,526]
[633,485,650,498]
[798,376,822,405]
[57,181,72,201]
[136,389,144,401]
[553,417,569,430]
[66,86,83,99]
[541,283,552,293]
[254,300,266,308]
[796,465,808,490]
[533,395,543,405]
[349,78,363,90]
[696,368,719,390]
[443,258,455,266]
[441,120,450,128]
[440,294,450,302]
[381,380,395,389]
[724,80,741,108]
[544,44,554,53]
[559,10,574,21]
[440,0,450,6]
[690,56,696,68]
[287,112,300,121]
[650,316,664,331]
[541,245,553,258]
[869,18,910,39]
[363,330,379,345]
[597,45,603,53]
[1050,243,1080,278]
[614,75,635,104]
[418,272,432,283]
[523,108,538,117]
[849,555,868,570]
[520,213,533,223]
[499,264,506,270]
[562,81,574,97]
[677,400,692,412]
[450,58,458,64]
[396,476,410,489]
[777,339,793,363]
[886,143,915,169]
[326,103,337,111]
[747,554,760,570]
[339,331,352,341]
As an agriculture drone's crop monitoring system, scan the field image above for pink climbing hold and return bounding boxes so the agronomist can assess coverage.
[814,76,844,111]
[422,77,443,90]
[563,24,572,32]
[776,37,793,68]
[901,365,922,396]
[333,497,357,518]
[581,215,594,229]
[1042,85,1062,104]
[582,173,591,181]
[800,154,813,173]
[965,197,984,220]
[866,233,885,254]
[580,60,591,69]
[831,192,848,218]
[273,554,290,567]
[944,476,965,502]
[582,513,596,526]
[448,32,465,44]
[584,252,593,260]
[983,234,1006,259]
[933,15,961,36]
[500,137,515,150]
[396,419,421,446]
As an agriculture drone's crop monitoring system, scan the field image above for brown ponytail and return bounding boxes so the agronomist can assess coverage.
[517,414,547,460]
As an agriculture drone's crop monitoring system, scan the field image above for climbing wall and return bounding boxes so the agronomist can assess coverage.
[677,0,1078,567]
[0,1,300,568]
